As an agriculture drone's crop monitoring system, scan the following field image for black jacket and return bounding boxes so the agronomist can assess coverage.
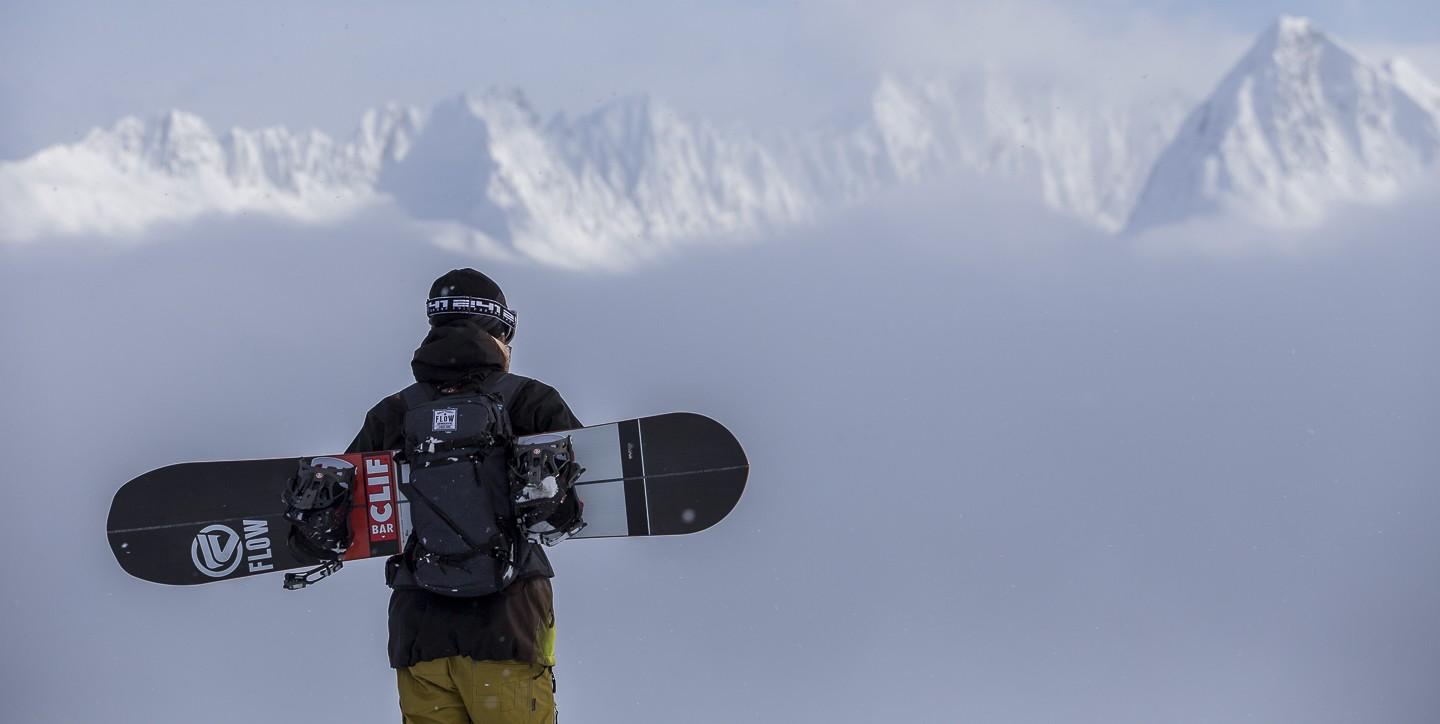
[347,319,581,668]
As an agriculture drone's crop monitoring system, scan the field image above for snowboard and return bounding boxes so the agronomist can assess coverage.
[108,413,747,587]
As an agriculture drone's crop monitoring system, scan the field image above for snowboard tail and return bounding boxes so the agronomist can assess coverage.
[108,413,747,586]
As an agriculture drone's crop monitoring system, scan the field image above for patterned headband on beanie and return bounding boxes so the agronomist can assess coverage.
[426,268,517,342]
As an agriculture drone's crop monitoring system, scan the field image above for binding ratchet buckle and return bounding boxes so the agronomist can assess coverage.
[283,559,344,590]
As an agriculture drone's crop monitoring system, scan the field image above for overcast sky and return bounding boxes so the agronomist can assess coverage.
[3,0,1438,160]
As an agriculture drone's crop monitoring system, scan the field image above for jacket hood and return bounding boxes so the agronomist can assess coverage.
[411,318,511,384]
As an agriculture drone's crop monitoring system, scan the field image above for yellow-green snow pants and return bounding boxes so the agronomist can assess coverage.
[397,657,555,724]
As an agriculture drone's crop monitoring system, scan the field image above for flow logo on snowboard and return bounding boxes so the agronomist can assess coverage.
[432,409,458,432]
[189,520,275,578]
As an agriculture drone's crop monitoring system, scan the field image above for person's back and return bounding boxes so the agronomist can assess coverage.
[347,269,580,723]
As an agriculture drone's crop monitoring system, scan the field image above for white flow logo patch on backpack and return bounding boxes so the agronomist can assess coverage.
[432,408,458,432]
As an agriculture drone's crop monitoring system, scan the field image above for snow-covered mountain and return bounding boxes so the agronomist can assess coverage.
[861,74,1189,230]
[2,16,1436,263]
[0,75,1183,262]
[0,104,421,242]
[378,91,819,269]
[1127,16,1440,233]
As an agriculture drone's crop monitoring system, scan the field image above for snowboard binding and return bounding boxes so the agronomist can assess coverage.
[281,457,354,589]
[510,437,586,546]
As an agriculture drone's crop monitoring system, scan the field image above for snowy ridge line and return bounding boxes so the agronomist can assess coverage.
[3,15,1438,261]
[0,78,1185,264]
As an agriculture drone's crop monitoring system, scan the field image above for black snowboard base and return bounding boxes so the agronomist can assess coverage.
[108,413,747,586]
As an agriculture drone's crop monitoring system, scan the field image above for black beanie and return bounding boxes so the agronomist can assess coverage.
[426,269,516,340]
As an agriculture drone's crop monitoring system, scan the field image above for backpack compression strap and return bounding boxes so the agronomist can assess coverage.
[399,372,526,409]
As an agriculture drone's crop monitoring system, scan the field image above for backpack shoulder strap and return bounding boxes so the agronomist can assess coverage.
[479,372,527,440]
[479,371,527,407]
[398,382,436,410]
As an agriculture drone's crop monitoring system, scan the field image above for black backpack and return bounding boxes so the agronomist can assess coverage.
[388,373,527,597]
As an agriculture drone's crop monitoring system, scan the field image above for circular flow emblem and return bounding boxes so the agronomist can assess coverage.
[191,524,244,578]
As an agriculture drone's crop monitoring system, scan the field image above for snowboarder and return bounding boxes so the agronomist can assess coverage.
[345,268,582,723]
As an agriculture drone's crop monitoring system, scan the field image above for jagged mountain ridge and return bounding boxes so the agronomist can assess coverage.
[3,16,1437,263]
[379,91,820,268]
[0,74,1188,265]
[865,74,1189,230]
[1127,16,1440,233]
[0,104,422,241]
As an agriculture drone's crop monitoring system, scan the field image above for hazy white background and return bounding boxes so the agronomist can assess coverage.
[2,2,1438,723]
[4,179,1439,723]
